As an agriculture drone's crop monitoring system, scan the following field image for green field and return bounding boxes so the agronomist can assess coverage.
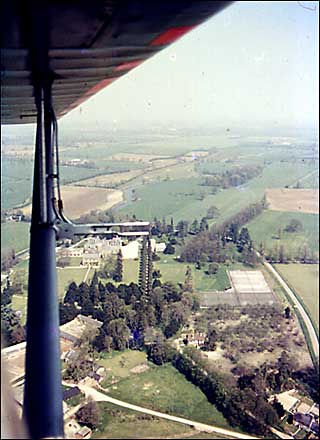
[1,222,30,257]
[106,363,232,429]
[247,211,319,258]
[99,350,147,384]
[119,161,318,223]
[120,255,237,292]
[57,267,90,298]
[93,402,196,439]
[274,264,319,330]
[154,255,238,291]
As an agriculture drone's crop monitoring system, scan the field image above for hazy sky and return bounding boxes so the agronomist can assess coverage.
[59,1,318,132]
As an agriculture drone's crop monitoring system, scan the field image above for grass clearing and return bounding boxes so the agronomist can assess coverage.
[246,211,319,257]
[274,264,319,331]
[57,267,89,298]
[93,402,193,439]
[1,222,30,257]
[99,350,147,383]
[121,255,245,291]
[105,363,232,429]
[11,294,27,325]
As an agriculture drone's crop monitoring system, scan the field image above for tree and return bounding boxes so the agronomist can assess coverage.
[190,219,199,235]
[176,220,189,238]
[237,227,251,252]
[200,217,209,232]
[279,245,286,264]
[285,219,303,233]
[272,397,285,418]
[1,279,14,305]
[139,236,148,294]
[76,400,100,429]
[284,306,291,319]
[147,237,153,295]
[206,206,219,219]
[147,340,175,365]
[59,302,78,324]
[184,266,193,292]
[107,318,130,350]
[259,242,265,256]
[206,263,219,275]
[57,257,71,268]
[163,243,175,255]
[113,250,123,282]
[64,282,79,304]
[204,328,217,351]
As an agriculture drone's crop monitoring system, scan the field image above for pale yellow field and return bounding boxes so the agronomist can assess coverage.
[75,169,143,187]
[110,153,168,162]
[266,188,319,214]
[22,186,123,218]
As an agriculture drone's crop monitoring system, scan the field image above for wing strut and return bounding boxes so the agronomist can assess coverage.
[23,4,64,438]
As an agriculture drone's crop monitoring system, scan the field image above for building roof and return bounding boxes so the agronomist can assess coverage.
[297,401,312,415]
[63,386,81,401]
[310,404,319,417]
[311,421,319,435]
[294,412,313,428]
[77,426,92,436]
[274,390,299,413]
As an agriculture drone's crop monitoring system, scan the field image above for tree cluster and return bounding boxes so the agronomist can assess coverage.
[60,273,198,354]
[180,200,264,266]
[1,248,17,272]
[202,165,263,189]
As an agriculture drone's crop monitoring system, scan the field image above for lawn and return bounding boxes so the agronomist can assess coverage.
[98,350,148,385]
[105,363,232,429]
[246,211,319,257]
[1,222,30,257]
[274,264,319,331]
[11,294,27,325]
[93,402,194,439]
[122,255,241,291]
[57,267,89,299]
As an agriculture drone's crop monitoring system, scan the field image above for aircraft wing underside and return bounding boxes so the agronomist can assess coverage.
[1,1,232,125]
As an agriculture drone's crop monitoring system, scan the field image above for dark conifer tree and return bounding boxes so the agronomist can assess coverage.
[113,250,123,282]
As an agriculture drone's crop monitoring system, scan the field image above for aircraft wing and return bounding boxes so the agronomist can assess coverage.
[1,1,232,125]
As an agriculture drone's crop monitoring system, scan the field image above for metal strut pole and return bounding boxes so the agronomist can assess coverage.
[23,82,64,438]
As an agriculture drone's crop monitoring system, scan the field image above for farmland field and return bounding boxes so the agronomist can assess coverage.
[119,161,318,223]
[246,211,319,257]
[1,222,30,257]
[266,188,319,214]
[21,186,123,219]
[274,264,319,331]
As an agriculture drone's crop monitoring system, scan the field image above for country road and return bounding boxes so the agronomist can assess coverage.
[77,383,260,440]
[263,260,319,360]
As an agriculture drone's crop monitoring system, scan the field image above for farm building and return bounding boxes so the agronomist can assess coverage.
[75,426,92,439]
